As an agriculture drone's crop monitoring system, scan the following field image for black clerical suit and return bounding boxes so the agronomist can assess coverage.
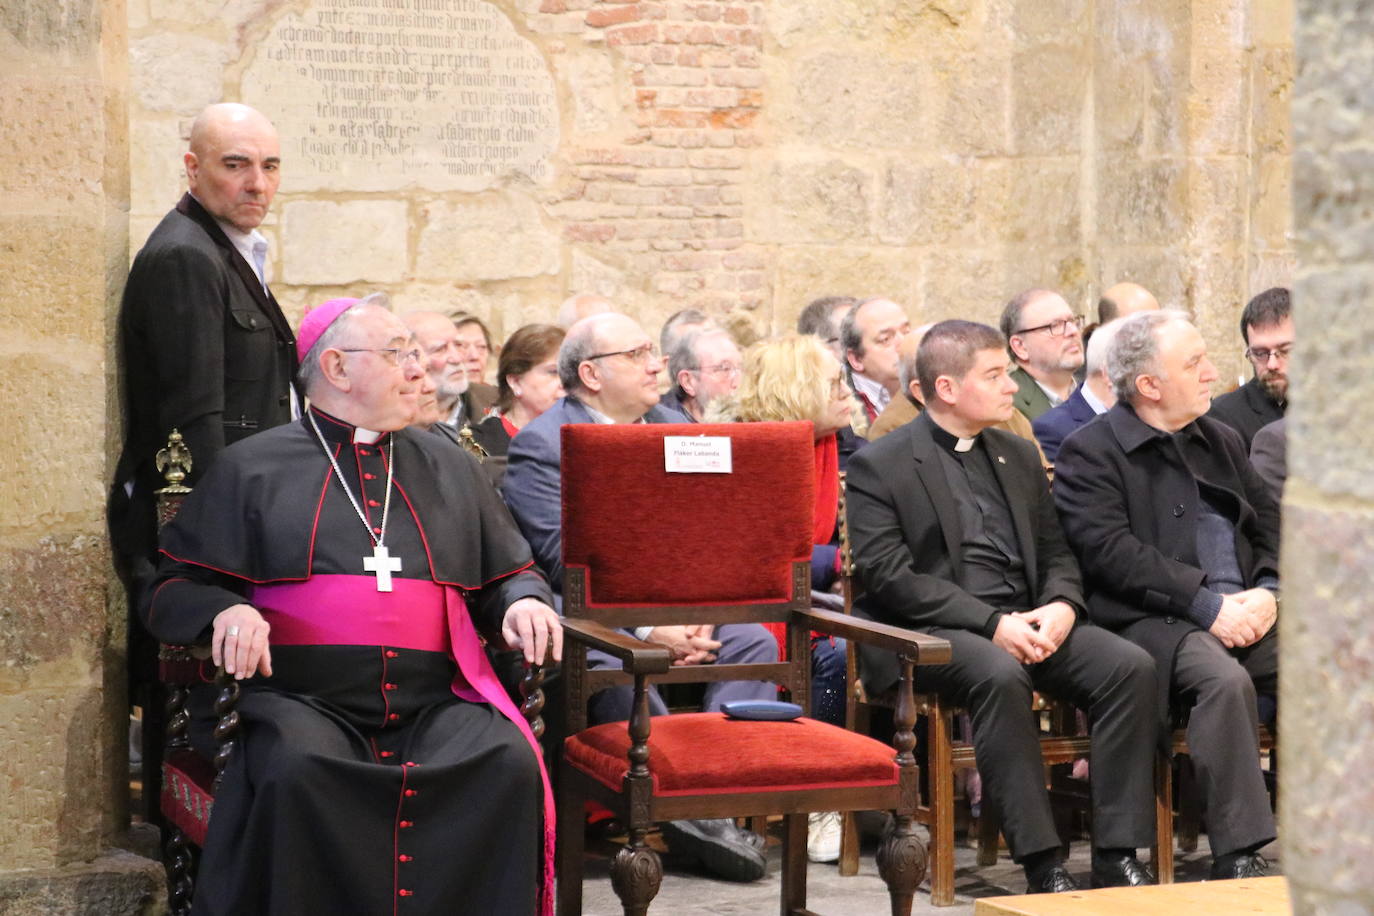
[1053,404,1279,858]
[144,410,554,916]
[846,412,1157,860]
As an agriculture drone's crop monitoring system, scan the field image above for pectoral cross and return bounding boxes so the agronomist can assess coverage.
[363,543,402,592]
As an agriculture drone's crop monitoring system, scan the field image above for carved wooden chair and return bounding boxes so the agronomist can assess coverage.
[834,473,1173,904]
[550,422,952,916]
[150,430,550,915]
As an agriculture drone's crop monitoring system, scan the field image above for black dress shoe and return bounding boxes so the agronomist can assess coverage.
[1090,852,1155,888]
[661,818,768,882]
[1210,852,1269,879]
[1026,864,1081,893]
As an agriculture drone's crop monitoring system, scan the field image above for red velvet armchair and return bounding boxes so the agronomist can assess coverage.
[553,421,952,916]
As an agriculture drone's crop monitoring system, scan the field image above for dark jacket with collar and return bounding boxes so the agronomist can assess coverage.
[846,411,1086,693]
[1052,404,1280,714]
[1010,365,1056,421]
[110,193,298,597]
[1207,376,1284,451]
[1031,386,1098,464]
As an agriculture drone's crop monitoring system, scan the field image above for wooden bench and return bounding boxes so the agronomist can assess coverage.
[973,875,1288,915]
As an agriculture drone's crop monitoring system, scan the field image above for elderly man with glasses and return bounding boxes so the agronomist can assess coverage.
[999,288,1086,422]
[1207,287,1292,450]
[504,310,779,883]
[661,326,744,422]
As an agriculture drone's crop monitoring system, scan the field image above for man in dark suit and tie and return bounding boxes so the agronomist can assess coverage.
[1031,317,1124,463]
[846,320,1157,893]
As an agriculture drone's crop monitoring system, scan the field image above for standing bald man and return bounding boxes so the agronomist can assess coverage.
[110,103,297,807]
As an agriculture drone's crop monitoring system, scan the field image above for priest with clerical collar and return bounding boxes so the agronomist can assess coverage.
[143,292,561,916]
[845,319,1158,893]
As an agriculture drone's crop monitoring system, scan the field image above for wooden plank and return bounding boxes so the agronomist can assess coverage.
[973,876,1289,916]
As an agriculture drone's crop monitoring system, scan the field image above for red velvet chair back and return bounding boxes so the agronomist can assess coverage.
[561,421,815,620]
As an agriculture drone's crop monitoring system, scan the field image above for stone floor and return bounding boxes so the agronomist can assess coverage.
[575,826,1282,916]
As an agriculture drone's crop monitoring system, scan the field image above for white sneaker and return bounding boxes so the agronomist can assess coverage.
[807,810,842,863]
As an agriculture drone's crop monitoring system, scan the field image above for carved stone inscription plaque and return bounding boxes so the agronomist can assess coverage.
[244,0,559,192]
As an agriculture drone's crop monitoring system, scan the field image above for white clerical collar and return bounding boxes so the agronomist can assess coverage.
[353,427,382,444]
[1034,377,1075,408]
[954,436,976,452]
[1081,384,1110,415]
[851,372,892,412]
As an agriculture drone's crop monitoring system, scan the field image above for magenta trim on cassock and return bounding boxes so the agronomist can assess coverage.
[247,575,556,916]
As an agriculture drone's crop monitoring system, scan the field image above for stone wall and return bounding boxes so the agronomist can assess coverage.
[1283,1,1374,911]
[1,0,163,908]
[126,0,1291,378]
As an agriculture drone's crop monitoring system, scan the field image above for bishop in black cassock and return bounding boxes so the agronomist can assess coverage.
[142,297,561,916]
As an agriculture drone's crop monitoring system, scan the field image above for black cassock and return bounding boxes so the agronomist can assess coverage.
[144,409,555,916]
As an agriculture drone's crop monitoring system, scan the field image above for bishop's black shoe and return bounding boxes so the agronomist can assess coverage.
[1090,851,1155,887]
[1026,863,1081,894]
[1210,852,1269,879]
[661,818,768,882]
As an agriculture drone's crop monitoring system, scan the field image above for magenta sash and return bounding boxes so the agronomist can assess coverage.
[250,576,556,916]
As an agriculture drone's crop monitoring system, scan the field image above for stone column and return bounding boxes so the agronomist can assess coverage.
[1283,1,1374,911]
[0,0,161,909]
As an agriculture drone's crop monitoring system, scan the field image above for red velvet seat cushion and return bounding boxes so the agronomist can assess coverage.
[561,422,815,606]
[564,712,900,796]
[162,750,216,847]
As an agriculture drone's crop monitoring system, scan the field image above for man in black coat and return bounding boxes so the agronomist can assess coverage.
[1207,287,1291,449]
[109,103,297,800]
[1054,310,1280,880]
[847,320,1157,893]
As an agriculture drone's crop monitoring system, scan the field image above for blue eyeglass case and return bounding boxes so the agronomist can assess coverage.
[720,700,804,721]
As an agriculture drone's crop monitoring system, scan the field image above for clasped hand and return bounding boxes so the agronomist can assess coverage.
[994,601,1075,665]
[1209,588,1277,649]
[649,624,721,666]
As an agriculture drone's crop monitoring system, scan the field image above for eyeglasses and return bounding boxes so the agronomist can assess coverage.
[1014,315,1084,337]
[340,347,423,367]
[586,343,660,365]
[696,362,741,379]
[1244,343,1292,365]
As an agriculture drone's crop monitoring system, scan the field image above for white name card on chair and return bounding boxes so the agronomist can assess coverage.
[664,436,732,473]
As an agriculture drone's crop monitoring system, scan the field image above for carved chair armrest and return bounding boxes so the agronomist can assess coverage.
[561,617,673,674]
[795,607,953,665]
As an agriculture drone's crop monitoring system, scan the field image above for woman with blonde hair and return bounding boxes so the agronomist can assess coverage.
[707,333,858,864]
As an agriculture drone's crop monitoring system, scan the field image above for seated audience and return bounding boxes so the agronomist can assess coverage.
[504,310,774,882]
[404,310,497,431]
[450,311,496,386]
[142,294,562,914]
[471,324,566,457]
[841,297,913,427]
[661,327,743,421]
[1000,288,1085,421]
[706,333,857,864]
[1097,281,1161,324]
[797,295,857,363]
[846,320,1158,893]
[1032,318,1124,463]
[1208,287,1292,449]
[1054,310,1279,880]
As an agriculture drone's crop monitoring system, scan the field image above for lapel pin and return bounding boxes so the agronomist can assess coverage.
[997,455,1006,464]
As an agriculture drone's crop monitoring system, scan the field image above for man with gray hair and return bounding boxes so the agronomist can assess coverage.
[658,307,714,357]
[504,312,776,882]
[1054,310,1280,881]
[1000,288,1085,421]
[140,293,562,913]
[1031,318,1125,463]
[661,326,743,421]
